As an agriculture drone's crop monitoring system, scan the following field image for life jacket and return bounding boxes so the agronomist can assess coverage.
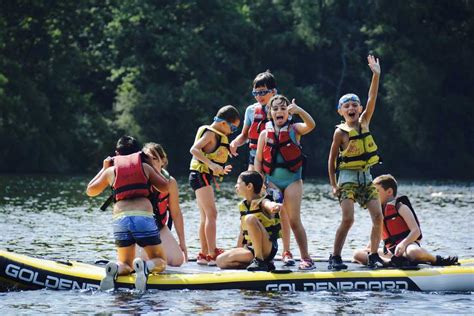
[112,152,151,201]
[382,196,422,251]
[262,121,303,175]
[239,196,281,245]
[150,169,171,229]
[190,125,230,174]
[248,104,268,150]
[336,123,380,171]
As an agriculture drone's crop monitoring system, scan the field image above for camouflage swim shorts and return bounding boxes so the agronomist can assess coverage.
[338,182,379,208]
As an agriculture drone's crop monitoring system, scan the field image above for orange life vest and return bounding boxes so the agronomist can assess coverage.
[248,104,268,150]
[112,152,150,201]
[262,121,303,175]
[382,196,422,251]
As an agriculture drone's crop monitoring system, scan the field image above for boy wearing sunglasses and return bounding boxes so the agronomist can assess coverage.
[328,55,384,270]
[229,71,297,266]
[229,70,277,171]
[189,105,240,266]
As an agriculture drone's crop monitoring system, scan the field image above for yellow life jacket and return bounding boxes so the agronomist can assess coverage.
[189,125,230,174]
[336,122,380,170]
[239,196,281,245]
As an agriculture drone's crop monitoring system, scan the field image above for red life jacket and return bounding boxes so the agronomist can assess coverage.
[112,152,150,201]
[248,104,268,150]
[262,121,304,175]
[151,188,169,229]
[382,196,422,251]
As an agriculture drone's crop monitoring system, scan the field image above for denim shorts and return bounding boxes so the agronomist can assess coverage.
[113,214,161,247]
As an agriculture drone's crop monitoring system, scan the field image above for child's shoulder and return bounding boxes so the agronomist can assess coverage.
[246,102,263,112]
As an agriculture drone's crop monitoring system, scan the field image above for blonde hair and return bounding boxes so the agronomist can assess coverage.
[373,174,398,196]
[142,142,168,168]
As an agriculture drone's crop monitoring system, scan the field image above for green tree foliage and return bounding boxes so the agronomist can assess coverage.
[1,0,472,179]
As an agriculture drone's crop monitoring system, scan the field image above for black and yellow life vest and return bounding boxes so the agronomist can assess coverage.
[336,123,380,170]
[239,196,281,245]
[190,125,230,174]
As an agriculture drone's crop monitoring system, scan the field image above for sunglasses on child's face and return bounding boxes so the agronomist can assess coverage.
[229,123,239,133]
[252,89,273,97]
[214,117,239,134]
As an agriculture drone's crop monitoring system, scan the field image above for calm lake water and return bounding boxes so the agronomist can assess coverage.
[0,175,473,314]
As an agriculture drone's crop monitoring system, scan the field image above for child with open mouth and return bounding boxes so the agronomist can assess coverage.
[254,94,317,270]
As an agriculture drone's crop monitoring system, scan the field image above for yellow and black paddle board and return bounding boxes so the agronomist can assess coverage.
[1,250,473,292]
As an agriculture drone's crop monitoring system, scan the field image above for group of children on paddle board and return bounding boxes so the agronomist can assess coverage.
[87,55,458,291]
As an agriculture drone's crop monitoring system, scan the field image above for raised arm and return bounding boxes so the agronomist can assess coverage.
[360,55,381,125]
[328,129,344,197]
[167,177,188,261]
[289,99,316,135]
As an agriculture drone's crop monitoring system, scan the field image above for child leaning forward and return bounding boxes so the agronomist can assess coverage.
[189,105,240,266]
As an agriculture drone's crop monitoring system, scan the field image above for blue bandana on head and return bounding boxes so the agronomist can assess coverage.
[337,93,360,109]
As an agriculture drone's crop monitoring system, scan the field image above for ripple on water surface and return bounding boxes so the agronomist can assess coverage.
[0,175,473,314]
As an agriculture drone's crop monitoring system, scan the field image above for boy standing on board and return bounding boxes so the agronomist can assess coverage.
[328,55,384,270]
[230,71,295,266]
[189,105,240,266]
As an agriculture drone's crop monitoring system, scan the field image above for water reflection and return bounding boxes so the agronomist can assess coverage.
[0,175,473,314]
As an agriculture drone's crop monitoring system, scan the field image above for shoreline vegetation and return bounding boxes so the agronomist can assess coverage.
[1,1,472,180]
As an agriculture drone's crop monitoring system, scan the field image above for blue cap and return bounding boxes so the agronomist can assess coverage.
[338,93,360,109]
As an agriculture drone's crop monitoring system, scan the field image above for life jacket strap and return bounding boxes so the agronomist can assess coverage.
[348,131,371,140]
[267,223,281,241]
[383,231,410,245]
[339,151,378,163]
[273,155,304,169]
[100,194,114,211]
[113,183,150,196]
[157,193,170,202]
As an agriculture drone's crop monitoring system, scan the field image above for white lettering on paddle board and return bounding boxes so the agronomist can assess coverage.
[266,280,409,291]
[5,264,99,290]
